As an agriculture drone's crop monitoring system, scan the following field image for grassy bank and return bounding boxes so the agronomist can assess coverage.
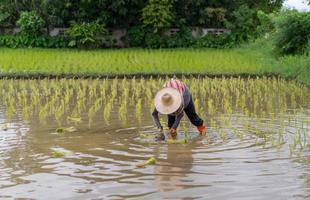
[0,41,309,85]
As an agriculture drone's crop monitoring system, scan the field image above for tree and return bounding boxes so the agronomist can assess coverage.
[237,0,283,13]
[31,0,62,34]
[225,4,256,41]
[142,0,175,33]
[202,7,227,28]
[273,10,310,54]
[17,11,44,35]
[66,20,106,48]
[0,0,23,26]
[0,0,286,31]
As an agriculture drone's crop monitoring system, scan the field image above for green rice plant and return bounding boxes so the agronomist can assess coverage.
[103,99,113,124]
[136,157,156,168]
[52,150,65,158]
[54,126,77,134]
[232,128,244,140]
[0,47,307,85]
[181,122,192,141]
[88,106,96,127]
[207,99,216,115]
[118,100,127,123]
[135,99,142,123]
[167,138,187,144]
[218,129,227,142]
[39,103,49,124]
[67,116,82,123]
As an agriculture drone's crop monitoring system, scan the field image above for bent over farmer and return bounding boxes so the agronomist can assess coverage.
[152,78,206,140]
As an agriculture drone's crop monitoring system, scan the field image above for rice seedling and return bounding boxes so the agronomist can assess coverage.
[135,99,142,124]
[54,126,77,135]
[67,116,82,123]
[136,157,157,168]
[181,122,191,140]
[51,148,74,158]
[167,138,187,144]
[139,132,155,140]
[52,150,65,158]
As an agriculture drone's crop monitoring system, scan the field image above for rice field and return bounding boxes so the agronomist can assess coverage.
[0,77,309,153]
[0,77,309,199]
[0,48,272,76]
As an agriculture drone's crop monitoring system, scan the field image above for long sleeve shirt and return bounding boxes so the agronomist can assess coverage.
[152,85,191,130]
[152,108,184,129]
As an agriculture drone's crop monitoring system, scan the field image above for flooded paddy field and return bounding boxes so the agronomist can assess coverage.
[0,77,309,199]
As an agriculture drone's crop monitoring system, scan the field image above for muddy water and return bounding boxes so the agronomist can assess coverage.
[0,78,309,199]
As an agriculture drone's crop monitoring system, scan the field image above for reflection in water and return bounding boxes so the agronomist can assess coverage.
[154,145,194,193]
[0,78,309,199]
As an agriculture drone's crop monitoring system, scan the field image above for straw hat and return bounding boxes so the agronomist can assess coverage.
[154,87,183,114]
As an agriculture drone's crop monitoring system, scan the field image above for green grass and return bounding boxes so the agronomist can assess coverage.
[0,41,309,85]
[240,39,310,86]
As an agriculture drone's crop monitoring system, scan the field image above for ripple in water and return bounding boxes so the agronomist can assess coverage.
[0,78,309,199]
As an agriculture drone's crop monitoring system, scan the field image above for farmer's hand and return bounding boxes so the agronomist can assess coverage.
[155,127,165,141]
[197,124,206,136]
[168,128,177,139]
[158,127,163,133]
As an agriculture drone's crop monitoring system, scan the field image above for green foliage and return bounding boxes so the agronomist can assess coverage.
[0,35,69,48]
[0,12,10,26]
[164,26,194,48]
[0,0,19,26]
[124,25,148,47]
[256,10,275,37]
[225,5,257,42]
[16,11,45,36]
[0,0,287,50]
[142,0,175,33]
[0,0,284,30]
[66,20,106,48]
[200,7,227,28]
[278,54,310,85]
[144,33,166,48]
[242,38,310,85]
[243,0,284,13]
[124,25,236,49]
[124,25,194,48]
[194,34,236,48]
[0,0,298,50]
[272,10,310,55]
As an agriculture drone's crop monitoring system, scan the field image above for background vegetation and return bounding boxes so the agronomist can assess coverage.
[0,0,283,29]
[0,0,285,48]
[0,0,309,85]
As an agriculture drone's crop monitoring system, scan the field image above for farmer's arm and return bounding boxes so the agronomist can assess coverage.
[152,108,163,130]
[171,112,184,129]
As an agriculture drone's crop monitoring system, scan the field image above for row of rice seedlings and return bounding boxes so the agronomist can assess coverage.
[0,77,309,156]
[0,48,269,76]
[0,77,308,124]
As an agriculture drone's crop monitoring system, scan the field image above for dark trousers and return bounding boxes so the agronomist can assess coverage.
[168,96,203,128]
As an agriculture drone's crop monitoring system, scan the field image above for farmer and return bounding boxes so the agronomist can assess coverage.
[152,78,206,140]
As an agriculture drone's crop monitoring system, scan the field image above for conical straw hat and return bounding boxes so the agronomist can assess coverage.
[154,87,183,114]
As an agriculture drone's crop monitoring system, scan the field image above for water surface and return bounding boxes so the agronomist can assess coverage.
[0,78,309,199]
